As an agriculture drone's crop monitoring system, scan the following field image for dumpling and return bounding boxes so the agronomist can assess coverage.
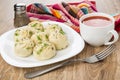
[33,41,56,60]
[14,38,34,57]
[45,24,61,34]
[28,21,44,33]
[14,28,33,42]
[49,29,69,50]
[31,32,48,44]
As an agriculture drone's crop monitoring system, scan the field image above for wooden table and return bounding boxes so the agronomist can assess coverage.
[0,0,120,80]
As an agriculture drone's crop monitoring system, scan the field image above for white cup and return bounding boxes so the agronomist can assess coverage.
[79,12,119,47]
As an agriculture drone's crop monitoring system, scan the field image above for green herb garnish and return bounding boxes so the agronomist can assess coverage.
[45,35,48,39]
[15,33,19,36]
[37,36,41,40]
[39,24,42,27]
[41,28,44,32]
[37,48,43,54]
[31,23,37,27]
[53,26,56,29]
[29,31,33,36]
[16,39,19,42]
[26,47,31,50]
[44,43,48,47]
[59,29,65,35]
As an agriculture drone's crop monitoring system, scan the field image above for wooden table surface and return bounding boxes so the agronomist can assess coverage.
[0,0,120,80]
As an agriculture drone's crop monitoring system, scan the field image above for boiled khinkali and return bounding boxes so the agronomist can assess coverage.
[45,24,61,35]
[49,30,68,50]
[33,41,56,60]
[28,21,44,33]
[31,32,48,44]
[14,38,34,57]
[14,28,32,42]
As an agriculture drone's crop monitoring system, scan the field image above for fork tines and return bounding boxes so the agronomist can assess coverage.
[96,44,116,60]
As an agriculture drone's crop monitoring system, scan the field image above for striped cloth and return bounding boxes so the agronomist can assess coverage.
[27,1,96,33]
[114,14,120,32]
[26,1,120,33]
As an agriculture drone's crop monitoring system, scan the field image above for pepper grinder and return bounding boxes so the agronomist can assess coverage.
[14,3,30,28]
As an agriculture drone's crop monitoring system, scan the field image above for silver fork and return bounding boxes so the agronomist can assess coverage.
[24,44,115,79]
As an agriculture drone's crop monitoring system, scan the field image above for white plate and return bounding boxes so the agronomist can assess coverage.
[0,21,85,68]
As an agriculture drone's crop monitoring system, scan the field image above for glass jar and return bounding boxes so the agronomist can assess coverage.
[14,3,30,28]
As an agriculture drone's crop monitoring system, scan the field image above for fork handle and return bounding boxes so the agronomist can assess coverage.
[24,60,72,79]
